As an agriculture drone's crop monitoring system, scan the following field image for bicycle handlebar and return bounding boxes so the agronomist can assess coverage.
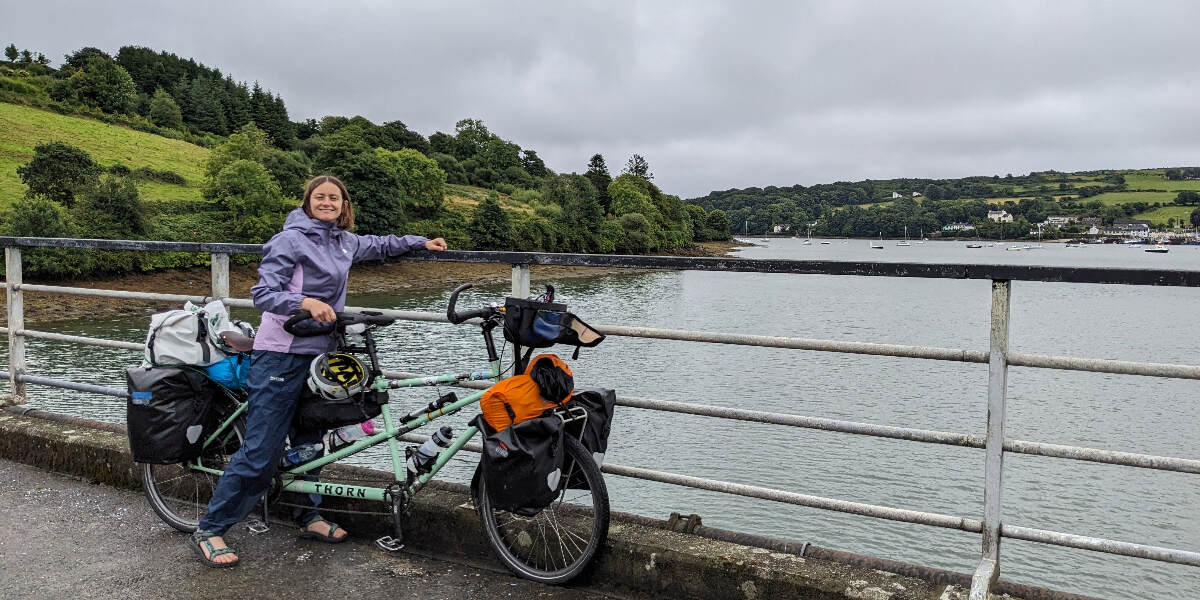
[446,283,498,324]
[283,310,397,337]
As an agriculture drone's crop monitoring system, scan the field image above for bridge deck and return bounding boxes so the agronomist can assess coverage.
[0,458,616,600]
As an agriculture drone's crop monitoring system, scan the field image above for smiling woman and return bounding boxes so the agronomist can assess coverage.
[188,173,448,567]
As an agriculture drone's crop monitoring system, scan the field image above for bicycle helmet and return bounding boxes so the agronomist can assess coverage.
[307,352,369,400]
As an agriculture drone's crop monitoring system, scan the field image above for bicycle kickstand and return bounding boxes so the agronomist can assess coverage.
[376,485,407,552]
[246,493,270,535]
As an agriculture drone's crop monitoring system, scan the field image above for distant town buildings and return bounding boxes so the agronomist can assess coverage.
[987,210,1013,223]
[1101,220,1152,239]
[942,222,976,232]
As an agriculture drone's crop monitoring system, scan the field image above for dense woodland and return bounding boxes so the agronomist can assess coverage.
[0,43,730,277]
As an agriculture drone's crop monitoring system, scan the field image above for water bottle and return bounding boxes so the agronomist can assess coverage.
[406,426,454,476]
[327,420,377,452]
[282,441,324,466]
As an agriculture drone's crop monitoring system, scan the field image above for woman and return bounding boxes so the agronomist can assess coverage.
[192,175,447,567]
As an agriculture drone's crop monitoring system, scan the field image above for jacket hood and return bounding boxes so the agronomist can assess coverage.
[280,207,338,232]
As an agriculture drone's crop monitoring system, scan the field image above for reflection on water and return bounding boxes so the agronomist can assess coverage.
[5,241,1199,599]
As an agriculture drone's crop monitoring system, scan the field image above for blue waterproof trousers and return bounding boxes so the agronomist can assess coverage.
[198,350,324,536]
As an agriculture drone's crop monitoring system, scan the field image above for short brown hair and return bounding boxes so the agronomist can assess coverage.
[301,175,354,230]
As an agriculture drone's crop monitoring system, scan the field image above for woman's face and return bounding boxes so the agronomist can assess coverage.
[308,181,344,223]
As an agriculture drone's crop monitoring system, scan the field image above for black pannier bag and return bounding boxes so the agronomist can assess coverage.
[472,413,564,516]
[292,386,385,431]
[503,297,606,355]
[126,365,216,464]
[563,387,616,488]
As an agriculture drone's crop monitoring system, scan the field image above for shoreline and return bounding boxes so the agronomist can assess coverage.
[1,241,746,325]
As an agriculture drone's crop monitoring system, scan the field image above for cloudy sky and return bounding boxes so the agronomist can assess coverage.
[3,1,1199,198]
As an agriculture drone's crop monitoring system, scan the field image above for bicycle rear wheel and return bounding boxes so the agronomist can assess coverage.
[474,435,610,584]
[139,402,245,532]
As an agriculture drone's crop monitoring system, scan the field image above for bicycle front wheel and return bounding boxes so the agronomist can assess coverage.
[474,435,610,584]
[139,408,245,532]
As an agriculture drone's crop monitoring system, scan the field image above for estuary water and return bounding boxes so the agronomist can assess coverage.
[8,239,1200,599]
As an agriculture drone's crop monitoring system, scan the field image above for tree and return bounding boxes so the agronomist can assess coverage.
[1191,208,1200,228]
[19,49,32,63]
[686,204,709,241]
[429,132,456,156]
[148,87,183,129]
[35,52,49,65]
[705,209,731,240]
[204,124,272,181]
[453,118,492,160]
[328,150,405,235]
[521,150,547,178]
[4,44,17,62]
[1174,190,1200,206]
[542,174,603,252]
[207,160,285,242]
[466,193,512,250]
[617,213,652,253]
[2,196,80,277]
[375,148,446,219]
[75,175,148,238]
[75,57,138,114]
[624,154,653,180]
[16,142,102,208]
[585,154,613,214]
[62,47,111,72]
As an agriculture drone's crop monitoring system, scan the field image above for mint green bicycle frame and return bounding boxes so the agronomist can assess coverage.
[194,358,501,504]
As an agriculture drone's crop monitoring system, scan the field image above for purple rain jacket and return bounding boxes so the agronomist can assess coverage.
[251,208,428,355]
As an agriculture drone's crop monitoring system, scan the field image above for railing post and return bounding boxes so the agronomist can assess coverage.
[971,279,1011,599]
[511,263,530,298]
[211,252,230,300]
[5,247,26,405]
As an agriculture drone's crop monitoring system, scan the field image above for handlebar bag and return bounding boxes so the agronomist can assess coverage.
[472,413,564,516]
[503,297,568,348]
[293,385,385,432]
[502,298,606,352]
[126,365,216,464]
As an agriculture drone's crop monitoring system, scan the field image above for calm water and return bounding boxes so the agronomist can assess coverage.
[7,239,1200,599]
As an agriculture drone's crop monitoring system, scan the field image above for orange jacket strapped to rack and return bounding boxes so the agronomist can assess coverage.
[480,354,573,432]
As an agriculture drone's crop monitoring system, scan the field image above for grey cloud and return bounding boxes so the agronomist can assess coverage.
[2,0,1198,198]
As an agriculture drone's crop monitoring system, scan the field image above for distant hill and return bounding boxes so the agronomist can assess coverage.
[690,168,1200,237]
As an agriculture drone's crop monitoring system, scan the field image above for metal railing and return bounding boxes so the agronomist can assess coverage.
[3,236,1199,599]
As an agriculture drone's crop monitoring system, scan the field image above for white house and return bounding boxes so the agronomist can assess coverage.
[942,222,976,232]
[1044,215,1077,227]
[891,191,902,199]
[912,191,921,197]
[987,210,1013,223]
[772,224,791,234]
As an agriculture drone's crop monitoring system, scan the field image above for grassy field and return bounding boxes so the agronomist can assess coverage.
[0,102,208,207]
[1132,205,1193,224]
[1123,170,1200,192]
[444,183,533,214]
[1086,190,1176,205]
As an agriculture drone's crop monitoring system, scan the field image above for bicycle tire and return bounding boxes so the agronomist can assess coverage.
[474,435,610,584]
[139,403,246,532]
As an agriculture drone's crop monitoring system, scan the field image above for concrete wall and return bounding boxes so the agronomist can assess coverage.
[1,409,1037,600]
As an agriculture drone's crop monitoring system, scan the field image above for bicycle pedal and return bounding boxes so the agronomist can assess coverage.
[246,519,270,534]
[376,536,405,552]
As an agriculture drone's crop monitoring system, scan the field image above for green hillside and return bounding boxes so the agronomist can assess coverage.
[0,102,208,207]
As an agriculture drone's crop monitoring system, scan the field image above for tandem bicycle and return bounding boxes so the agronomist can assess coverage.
[137,283,610,584]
